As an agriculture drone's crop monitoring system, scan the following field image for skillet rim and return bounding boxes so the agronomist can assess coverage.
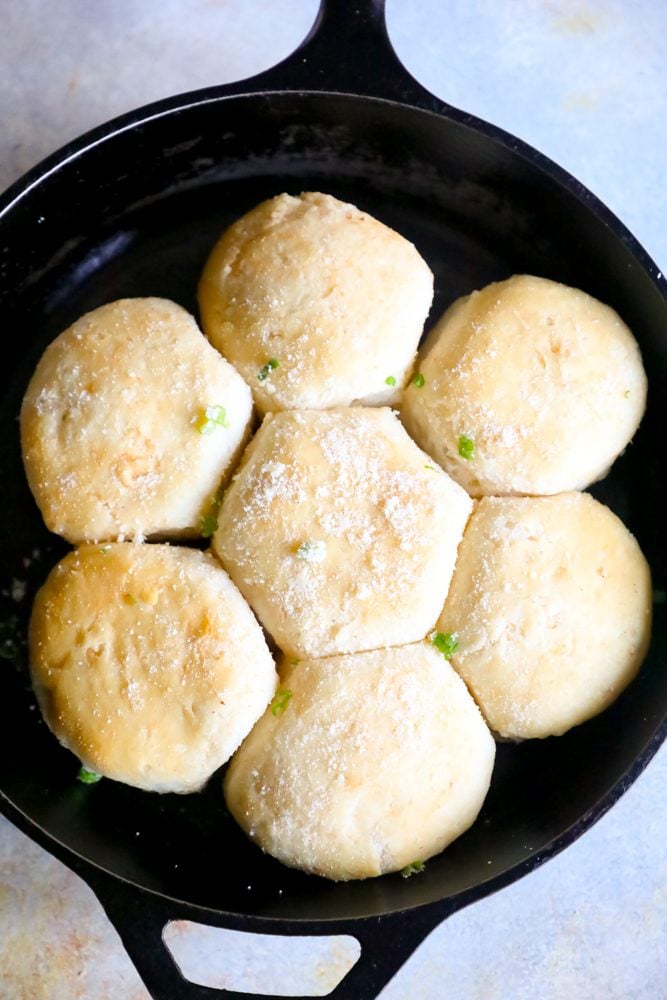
[1,719,666,931]
[1,81,666,931]
[0,80,666,299]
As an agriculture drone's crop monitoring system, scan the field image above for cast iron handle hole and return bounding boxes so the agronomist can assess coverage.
[94,873,444,998]
[163,922,360,997]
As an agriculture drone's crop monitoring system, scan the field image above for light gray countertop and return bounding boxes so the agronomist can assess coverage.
[1,2,665,997]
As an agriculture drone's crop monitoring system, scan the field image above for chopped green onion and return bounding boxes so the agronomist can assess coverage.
[295,540,326,563]
[270,689,292,716]
[624,390,631,398]
[257,358,279,381]
[424,464,436,471]
[77,767,102,784]
[458,434,475,460]
[194,405,229,434]
[200,513,218,538]
[199,510,218,538]
[0,616,20,660]
[385,375,397,386]
[430,631,459,660]
[99,545,111,554]
[401,860,425,878]
[200,485,226,539]
[412,372,425,388]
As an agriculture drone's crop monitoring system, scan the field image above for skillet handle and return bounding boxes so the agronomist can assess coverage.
[88,871,448,1000]
[233,0,444,111]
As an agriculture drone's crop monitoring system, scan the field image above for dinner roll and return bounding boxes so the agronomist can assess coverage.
[198,192,433,414]
[225,644,495,880]
[213,408,472,658]
[437,493,652,739]
[21,297,253,543]
[401,275,647,496]
[29,544,276,792]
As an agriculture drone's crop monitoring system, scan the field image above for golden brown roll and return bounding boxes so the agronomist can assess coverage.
[402,275,647,496]
[437,493,652,739]
[198,192,433,414]
[21,297,253,543]
[29,543,277,792]
[213,407,472,659]
[225,643,495,880]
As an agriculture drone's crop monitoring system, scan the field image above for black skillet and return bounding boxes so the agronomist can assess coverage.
[1,2,666,997]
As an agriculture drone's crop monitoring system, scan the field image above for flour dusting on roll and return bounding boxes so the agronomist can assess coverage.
[438,493,652,739]
[21,297,253,543]
[225,643,495,880]
[29,544,276,792]
[402,275,647,496]
[198,192,433,414]
[213,407,472,659]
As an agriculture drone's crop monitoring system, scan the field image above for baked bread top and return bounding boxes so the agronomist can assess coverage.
[438,492,652,739]
[198,192,433,414]
[21,297,253,543]
[402,275,647,496]
[29,543,276,792]
[213,407,472,658]
[225,643,495,880]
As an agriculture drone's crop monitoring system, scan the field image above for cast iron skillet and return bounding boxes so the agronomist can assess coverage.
[1,2,666,997]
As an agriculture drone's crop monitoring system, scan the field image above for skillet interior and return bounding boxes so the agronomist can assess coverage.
[0,91,665,923]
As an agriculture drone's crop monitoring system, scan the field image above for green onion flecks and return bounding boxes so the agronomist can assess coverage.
[257,358,279,382]
[458,434,475,461]
[401,860,425,878]
[194,405,229,435]
[77,767,102,785]
[430,631,459,660]
[270,689,292,716]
